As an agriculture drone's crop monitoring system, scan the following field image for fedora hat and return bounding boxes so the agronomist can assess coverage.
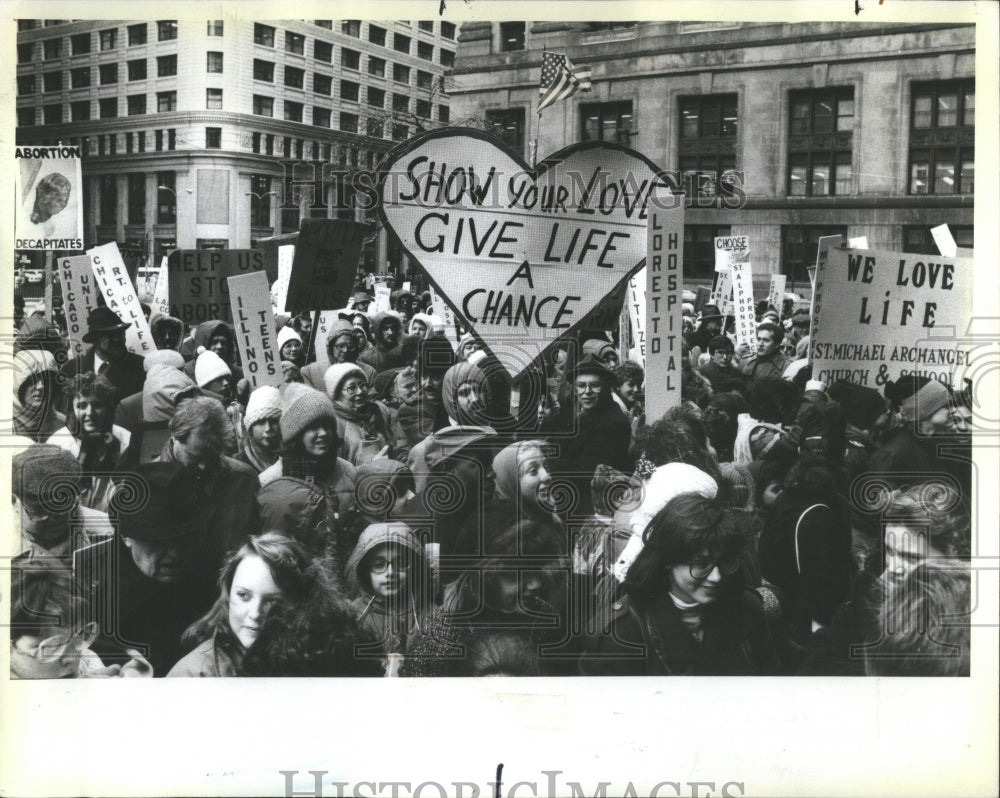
[83,307,130,343]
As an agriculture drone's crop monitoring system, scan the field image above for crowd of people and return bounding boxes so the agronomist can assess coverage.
[9,280,975,678]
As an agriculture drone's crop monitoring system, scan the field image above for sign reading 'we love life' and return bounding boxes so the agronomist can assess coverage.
[378,128,672,378]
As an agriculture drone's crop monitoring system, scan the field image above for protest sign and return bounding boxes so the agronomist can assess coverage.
[15,145,84,250]
[767,274,786,316]
[811,246,973,388]
[626,267,647,368]
[373,281,392,313]
[730,260,756,347]
[272,245,295,314]
[87,243,156,356]
[311,310,343,368]
[848,236,869,249]
[167,249,266,325]
[152,256,171,319]
[644,186,684,420]
[56,254,100,356]
[286,219,366,312]
[227,271,282,389]
[378,129,667,378]
[428,284,459,345]
[710,269,733,317]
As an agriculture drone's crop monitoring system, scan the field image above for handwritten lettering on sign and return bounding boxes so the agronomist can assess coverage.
[167,250,266,325]
[57,255,100,355]
[88,242,156,355]
[379,129,670,378]
[228,271,282,389]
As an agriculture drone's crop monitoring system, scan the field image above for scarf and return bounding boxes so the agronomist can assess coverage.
[282,452,340,484]
[242,435,278,473]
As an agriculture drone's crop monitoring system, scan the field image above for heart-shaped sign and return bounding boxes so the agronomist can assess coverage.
[378,129,670,378]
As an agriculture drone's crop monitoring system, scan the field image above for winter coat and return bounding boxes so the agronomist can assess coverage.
[332,399,396,466]
[46,424,131,513]
[60,348,147,408]
[797,571,881,676]
[396,398,450,448]
[141,365,199,423]
[738,350,792,381]
[259,456,358,518]
[578,587,780,676]
[181,321,244,391]
[357,312,411,372]
[166,633,242,677]
[867,426,971,500]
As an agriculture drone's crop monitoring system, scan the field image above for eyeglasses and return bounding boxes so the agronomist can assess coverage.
[575,381,603,394]
[369,556,411,574]
[15,621,99,663]
[688,557,741,580]
[341,382,367,395]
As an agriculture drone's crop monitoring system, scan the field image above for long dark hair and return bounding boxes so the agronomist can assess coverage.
[625,493,748,602]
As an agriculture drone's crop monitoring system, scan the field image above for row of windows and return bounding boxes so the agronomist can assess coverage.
[253,23,455,66]
[17,21,183,62]
[487,80,974,198]
[251,58,440,92]
[93,171,178,225]
[333,19,456,41]
[18,55,187,93]
[251,93,448,127]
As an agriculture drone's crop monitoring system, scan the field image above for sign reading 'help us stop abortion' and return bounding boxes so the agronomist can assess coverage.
[378,128,674,379]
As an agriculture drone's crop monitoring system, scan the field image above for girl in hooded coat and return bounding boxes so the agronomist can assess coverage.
[324,363,396,466]
[13,349,66,443]
[441,361,517,444]
[344,522,434,673]
[490,440,564,530]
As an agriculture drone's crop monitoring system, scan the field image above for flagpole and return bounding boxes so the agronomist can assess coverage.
[533,47,545,169]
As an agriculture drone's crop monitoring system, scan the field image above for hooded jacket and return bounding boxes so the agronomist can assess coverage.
[358,312,411,373]
[13,350,66,442]
[141,365,199,423]
[182,321,244,386]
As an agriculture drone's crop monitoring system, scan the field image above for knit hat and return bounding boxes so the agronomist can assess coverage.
[194,347,232,388]
[14,349,59,399]
[280,386,338,442]
[582,338,616,361]
[898,379,952,423]
[409,312,435,337]
[323,363,366,400]
[277,325,302,351]
[143,349,185,372]
[12,444,82,502]
[244,385,283,429]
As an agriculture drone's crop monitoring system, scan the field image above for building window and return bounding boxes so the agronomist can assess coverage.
[127,23,146,46]
[441,22,456,40]
[206,88,223,109]
[340,112,359,133]
[393,93,409,113]
[368,56,386,78]
[157,173,176,222]
[100,176,117,225]
[782,225,848,285]
[394,33,411,54]
[487,109,526,150]
[206,127,221,148]
[99,98,118,119]
[909,80,974,195]
[156,20,177,41]
[342,20,361,38]
[392,124,409,141]
[367,87,385,108]
[71,33,90,55]
[137,132,145,153]
[250,175,271,227]
[99,63,118,84]
[155,130,164,151]
[70,101,90,121]
[265,134,274,155]
[439,50,454,68]
[17,75,36,95]
[17,108,35,127]
[157,91,176,112]
[127,59,147,81]
[18,43,33,63]
[581,101,634,144]
[284,100,303,122]
[903,225,974,254]
[253,95,274,116]
[253,60,275,82]
[43,104,62,124]
[127,94,146,115]
[71,67,91,88]
[678,94,738,202]
[416,70,433,90]
[254,24,275,47]
[313,107,331,127]
[128,174,146,224]
[314,20,332,30]
[499,22,526,52]
[341,80,359,102]
[418,21,434,33]
[367,118,384,138]
[439,104,450,123]
[394,64,411,84]
[314,74,332,95]
[100,29,117,50]
[285,66,305,89]
[683,225,733,279]
[787,87,854,196]
[368,25,387,46]
[341,48,361,70]
[207,51,223,73]
[418,41,434,61]
[286,32,305,55]
[252,132,261,153]
[207,20,224,36]
[416,99,431,118]
[43,71,62,92]
[18,20,36,31]
[125,132,133,153]
[315,40,333,62]
[157,55,177,77]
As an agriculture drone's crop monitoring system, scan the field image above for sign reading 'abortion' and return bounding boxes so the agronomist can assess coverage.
[379,129,670,378]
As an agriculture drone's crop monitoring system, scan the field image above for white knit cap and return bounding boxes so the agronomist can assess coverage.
[323,362,366,400]
[143,349,185,372]
[613,463,718,584]
[244,385,283,428]
[277,325,302,350]
[194,347,232,387]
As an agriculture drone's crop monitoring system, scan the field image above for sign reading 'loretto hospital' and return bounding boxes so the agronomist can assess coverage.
[378,128,668,378]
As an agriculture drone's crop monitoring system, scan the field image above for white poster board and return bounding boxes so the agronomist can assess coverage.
[626,266,647,367]
[767,273,786,316]
[14,144,84,250]
[56,254,100,357]
[730,259,756,348]
[228,271,282,389]
[87,242,156,356]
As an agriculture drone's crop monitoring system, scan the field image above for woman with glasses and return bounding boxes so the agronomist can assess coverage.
[580,492,779,675]
[344,522,433,674]
[324,363,395,466]
[168,532,323,677]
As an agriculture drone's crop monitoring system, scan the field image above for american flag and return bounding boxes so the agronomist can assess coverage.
[538,51,592,112]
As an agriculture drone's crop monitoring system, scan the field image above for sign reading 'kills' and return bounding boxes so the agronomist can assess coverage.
[378,129,667,378]
[285,219,366,312]
[167,250,266,325]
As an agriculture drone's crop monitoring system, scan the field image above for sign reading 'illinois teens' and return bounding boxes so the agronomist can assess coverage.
[378,129,667,378]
